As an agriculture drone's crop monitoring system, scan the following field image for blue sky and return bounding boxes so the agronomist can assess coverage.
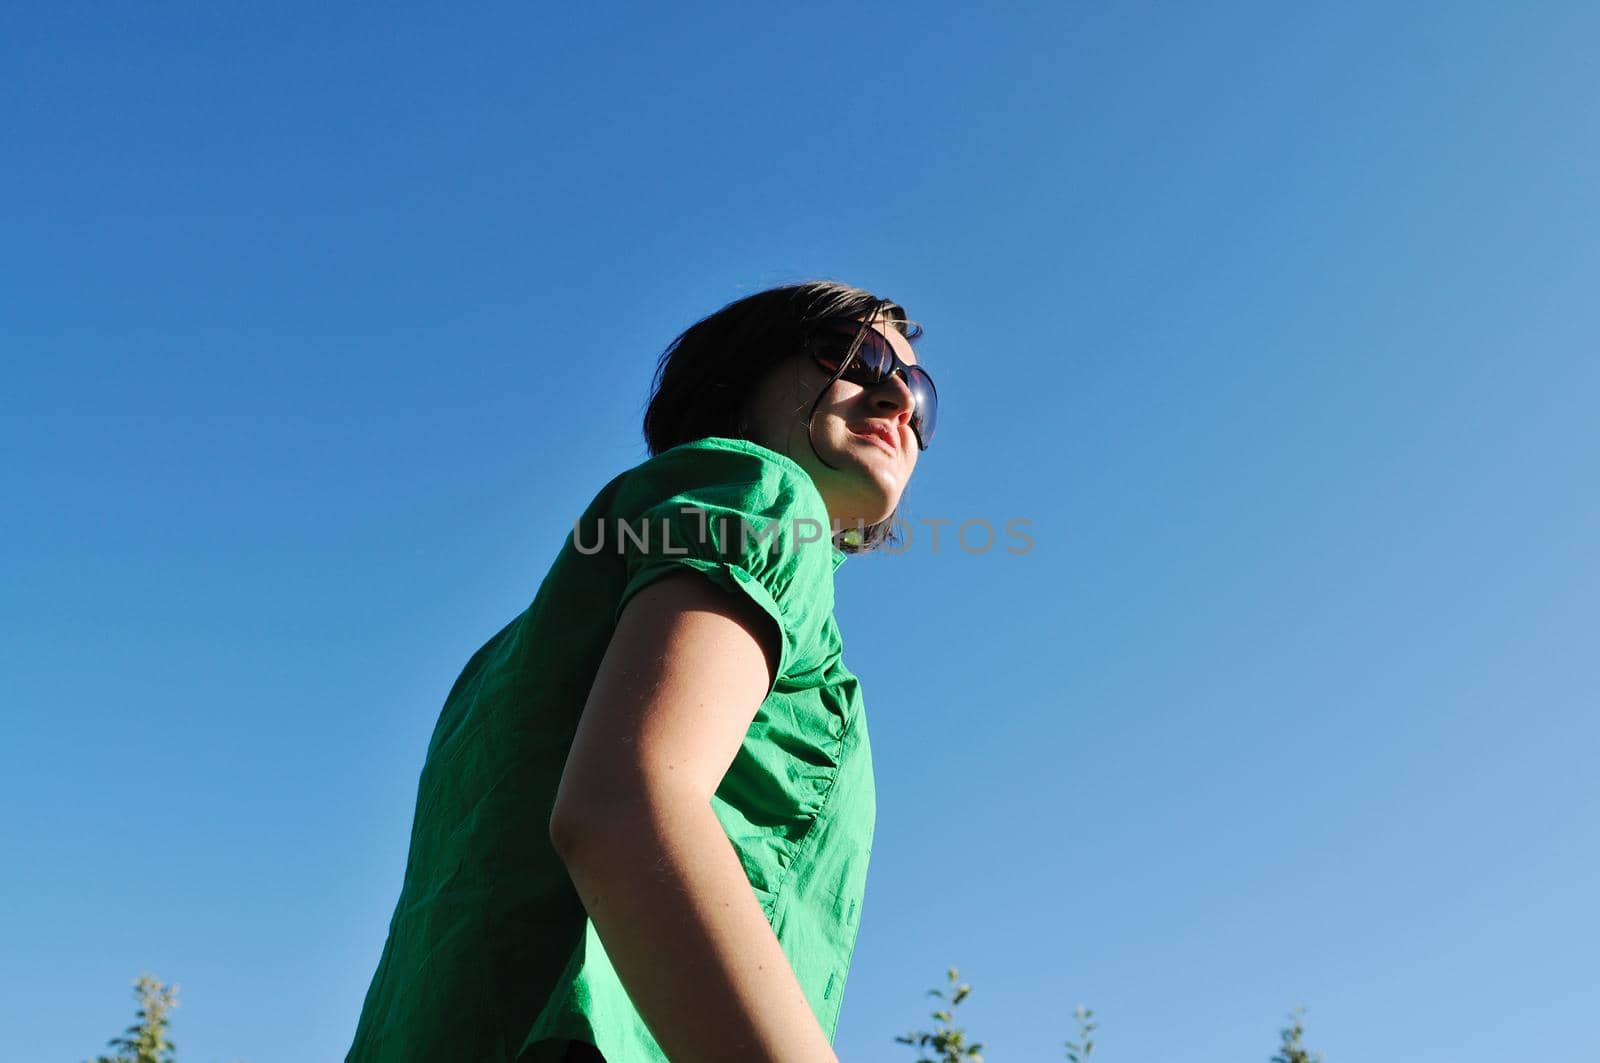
[5,3,1598,1060]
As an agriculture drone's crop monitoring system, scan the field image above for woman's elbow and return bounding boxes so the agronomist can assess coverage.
[548,784,680,864]
[548,791,615,862]
[547,799,584,861]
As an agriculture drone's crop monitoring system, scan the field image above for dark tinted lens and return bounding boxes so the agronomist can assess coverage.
[813,323,888,380]
[851,331,895,380]
[906,367,938,446]
[811,323,863,374]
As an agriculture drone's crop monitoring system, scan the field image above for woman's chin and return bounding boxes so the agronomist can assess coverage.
[809,448,903,522]
[844,492,899,529]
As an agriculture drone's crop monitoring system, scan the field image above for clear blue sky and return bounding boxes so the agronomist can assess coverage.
[6,3,1598,1060]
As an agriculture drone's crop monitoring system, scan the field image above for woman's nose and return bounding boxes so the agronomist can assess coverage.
[869,370,917,424]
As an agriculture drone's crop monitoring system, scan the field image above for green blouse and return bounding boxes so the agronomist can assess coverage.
[347,437,877,1062]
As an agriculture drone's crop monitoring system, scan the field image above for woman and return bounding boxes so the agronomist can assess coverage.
[346,280,938,1062]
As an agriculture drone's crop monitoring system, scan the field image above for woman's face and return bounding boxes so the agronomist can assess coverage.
[742,316,922,532]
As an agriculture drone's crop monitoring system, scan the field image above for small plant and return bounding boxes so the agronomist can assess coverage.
[1064,1004,1096,1062]
[1271,1005,1324,1063]
[88,973,178,1063]
[897,962,1330,1062]
[895,966,985,1063]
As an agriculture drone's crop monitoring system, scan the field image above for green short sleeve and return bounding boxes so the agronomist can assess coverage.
[608,438,839,691]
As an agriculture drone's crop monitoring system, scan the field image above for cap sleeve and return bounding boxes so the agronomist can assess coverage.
[608,441,838,692]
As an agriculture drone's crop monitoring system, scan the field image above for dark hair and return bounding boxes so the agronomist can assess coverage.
[642,279,922,554]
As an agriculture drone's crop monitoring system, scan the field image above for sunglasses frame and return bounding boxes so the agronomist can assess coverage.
[809,308,938,450]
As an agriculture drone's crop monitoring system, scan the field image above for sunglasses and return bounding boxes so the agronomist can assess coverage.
[810,312,939,450]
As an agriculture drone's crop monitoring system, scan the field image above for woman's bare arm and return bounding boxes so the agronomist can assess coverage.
[548,570,839,1063]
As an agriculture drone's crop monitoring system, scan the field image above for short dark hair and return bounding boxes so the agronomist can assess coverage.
[642,279,922,554]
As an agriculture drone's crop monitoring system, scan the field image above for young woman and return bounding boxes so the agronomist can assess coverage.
[346,280,938,1062]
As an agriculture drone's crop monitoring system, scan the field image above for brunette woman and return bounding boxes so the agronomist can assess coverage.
[347,280,938,1062]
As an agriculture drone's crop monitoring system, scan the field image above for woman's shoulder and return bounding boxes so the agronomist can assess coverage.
[613,436,831,528]
[596,437,844,678]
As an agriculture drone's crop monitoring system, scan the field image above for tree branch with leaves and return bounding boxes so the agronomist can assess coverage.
[87,973,178,1063]
[895,966,986,1063]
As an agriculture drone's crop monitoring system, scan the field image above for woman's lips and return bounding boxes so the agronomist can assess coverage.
[848,424,898,455]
